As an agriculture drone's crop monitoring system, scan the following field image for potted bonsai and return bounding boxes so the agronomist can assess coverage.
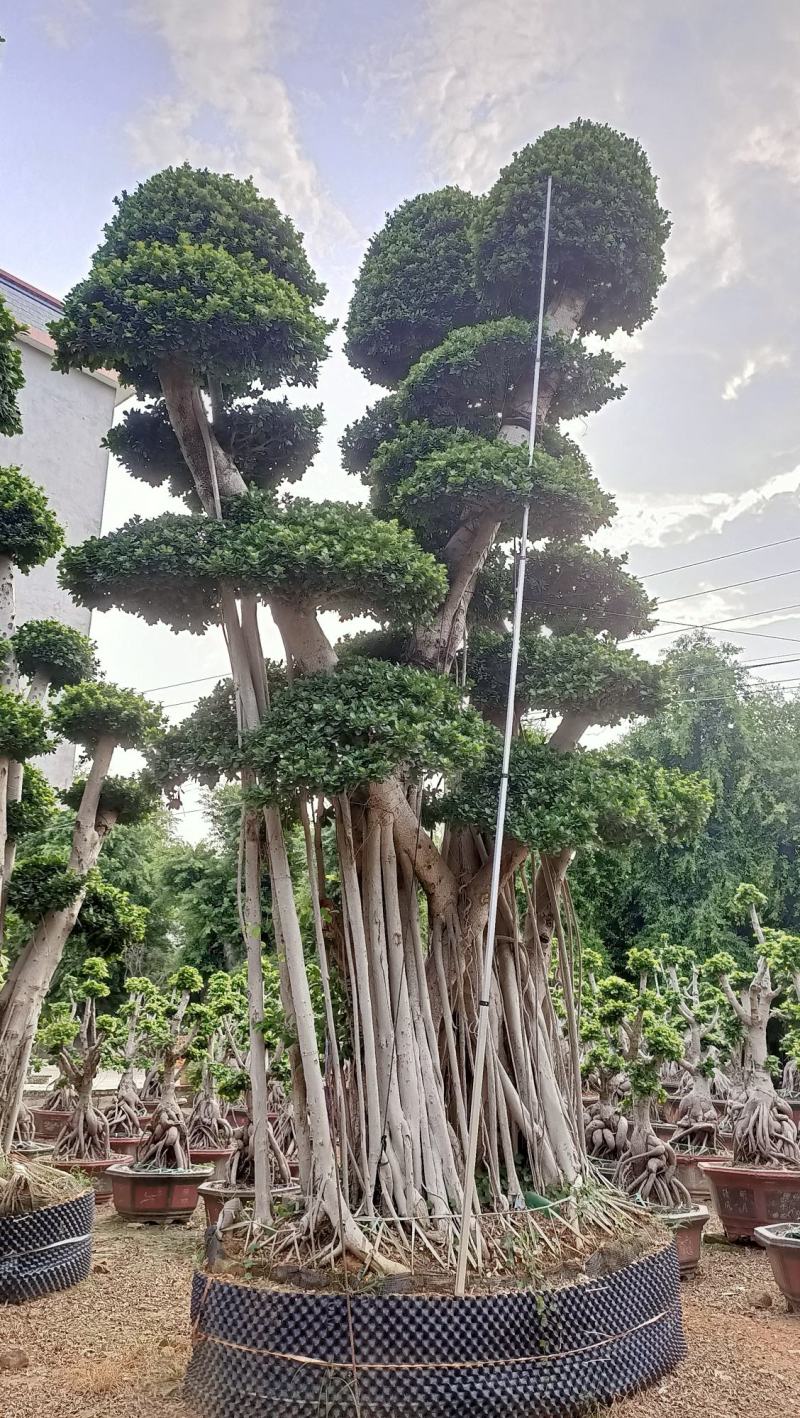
[55,130,700,1412]
[28,990,79,1141]
[186,972,235,1177]
[700,885,800,1239]
[598,950,708,1277]
[108,967,213,1221]
[49,956,117,1202]
[661,943,733,1204]
[102,976,161,1157]
[198,966,293,1225]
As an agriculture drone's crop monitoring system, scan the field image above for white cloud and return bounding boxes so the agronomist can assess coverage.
[39,0,92,49]
[722,347,788,401]
[602,460,800,556]
[127,0,356,256]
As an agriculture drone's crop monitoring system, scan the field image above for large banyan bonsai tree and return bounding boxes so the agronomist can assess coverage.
[53,127,709,1274]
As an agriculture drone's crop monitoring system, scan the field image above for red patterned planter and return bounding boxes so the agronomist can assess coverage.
[673,1151,731,1206]
[198,1180,256,1228]
[109,1135,143,1159]
[10,1139,55,1162]
[699,1162,800,1241]
[53,1157,116,1204]
[190,1146,234,1182]
[660,1206,709,1278]
[31,1107,72,1140]
[108,1163,213,1222]
[754,1223,800,1312]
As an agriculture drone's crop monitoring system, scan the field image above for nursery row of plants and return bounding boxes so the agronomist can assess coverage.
[1,113,800,1412]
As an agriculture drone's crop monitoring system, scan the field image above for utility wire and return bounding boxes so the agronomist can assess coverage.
[637,533,800,581]
[657,565,800,605]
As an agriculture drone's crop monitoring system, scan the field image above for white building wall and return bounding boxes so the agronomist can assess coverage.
[1,272,118,786]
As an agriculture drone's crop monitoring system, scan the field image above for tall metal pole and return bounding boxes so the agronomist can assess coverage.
[453,177,553,1297]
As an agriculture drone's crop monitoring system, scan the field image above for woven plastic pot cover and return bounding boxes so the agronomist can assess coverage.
[0,1188,95,1304]
[185,1240,685,1417]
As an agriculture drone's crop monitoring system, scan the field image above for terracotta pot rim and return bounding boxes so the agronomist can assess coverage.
[189,1146,235,1159]
[198,1180,256,1198]
[698,1161,800,1179]
[754,1223,800,1249]
[650,1203,709,1225]
[673,1150,731,1162]
[107,1162,215,1179]
[53,1156,115,1171]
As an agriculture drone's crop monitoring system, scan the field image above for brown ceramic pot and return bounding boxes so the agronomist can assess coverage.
[754,1223,800,1312]
[109,1135,143,1159]
[673,1151,731,1206]
[699,1161,800,1241]
[659,1205,709,1278]
[198,1180,256,1228]
[189,1146,234,1182]
[53,1157,116,1204]
[108,1162,213,1222]
[30,1107,72,1140]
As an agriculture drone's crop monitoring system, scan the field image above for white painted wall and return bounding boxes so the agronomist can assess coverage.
[2,337,116,785]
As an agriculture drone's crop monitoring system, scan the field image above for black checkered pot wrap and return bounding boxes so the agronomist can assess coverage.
[185,1240,686,1416]
[0,1188,95,1304]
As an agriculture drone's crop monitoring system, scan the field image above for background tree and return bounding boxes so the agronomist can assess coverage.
[572,634,800,965]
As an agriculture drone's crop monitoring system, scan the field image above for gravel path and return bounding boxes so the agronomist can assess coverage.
[1,1216,798,1415]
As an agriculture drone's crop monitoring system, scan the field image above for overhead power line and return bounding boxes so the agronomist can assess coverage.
[637,532,800,581]
[657,565,800,605]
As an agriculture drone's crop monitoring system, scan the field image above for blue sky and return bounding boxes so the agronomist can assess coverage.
[3,2,800,830]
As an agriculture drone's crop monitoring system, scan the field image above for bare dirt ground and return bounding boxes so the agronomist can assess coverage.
[1,1213,798,1417]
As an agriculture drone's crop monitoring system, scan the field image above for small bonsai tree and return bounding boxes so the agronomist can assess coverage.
[135,966,203,1170]
[602,949,692,1208]
[185,972,236,1151]
[102,976,162,1137]
[707,884,800,1166]
[51,956,112,1162]
[660,942,728,1154]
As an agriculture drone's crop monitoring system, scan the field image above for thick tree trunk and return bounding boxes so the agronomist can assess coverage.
[242,793,272,1226]
[0,736,116,1149]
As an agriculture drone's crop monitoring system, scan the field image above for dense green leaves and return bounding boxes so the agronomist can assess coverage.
[523,544,655,638]
[572,636,800,966]
[397,318,624,430]
[106,397,323,504]
[7,764,56,838]
[0,296,24,438]
[61,772,160,826]
[51,237,332,398]
[468,628,663,724]
[13,618,98,689]
[345,187,481,386]
[53,167,331,397]
[94,166,326,302]
[10,851,86,920]
[473,120,670,335]
[0,466,63,572]
[147,680,239,791]
[60,512,225,633]
[50,681,163,751]
[242,658,488,800]
[61,495,447,632]
[340,396,401,475]
[367,424,614,551]
[0,687,52,761]
[440,733,711,852]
